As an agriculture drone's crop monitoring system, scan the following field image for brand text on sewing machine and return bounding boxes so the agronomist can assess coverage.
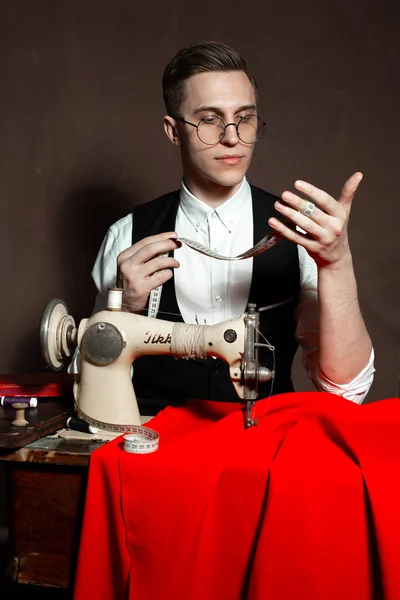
[144,332,172,345]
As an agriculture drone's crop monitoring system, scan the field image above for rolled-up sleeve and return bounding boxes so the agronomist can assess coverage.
[309,350,375,404]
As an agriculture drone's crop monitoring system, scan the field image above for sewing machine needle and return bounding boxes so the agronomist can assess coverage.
[246,400,255,428]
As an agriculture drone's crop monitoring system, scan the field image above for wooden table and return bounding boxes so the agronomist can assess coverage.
[1,405,106,589]
[0,387,158,591]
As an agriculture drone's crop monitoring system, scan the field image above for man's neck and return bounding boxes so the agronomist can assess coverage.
[182,177,244,208]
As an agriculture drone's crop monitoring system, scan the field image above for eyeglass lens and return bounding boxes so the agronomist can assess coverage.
[197,115,264,145]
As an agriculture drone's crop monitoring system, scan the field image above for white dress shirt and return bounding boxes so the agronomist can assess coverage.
[90,178,375,403]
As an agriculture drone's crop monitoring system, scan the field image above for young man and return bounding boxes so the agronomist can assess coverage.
[90,41,374,408]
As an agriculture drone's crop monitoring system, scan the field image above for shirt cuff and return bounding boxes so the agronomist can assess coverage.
[309,348,375,404]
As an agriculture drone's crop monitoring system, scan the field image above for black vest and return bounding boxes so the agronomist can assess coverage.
[132,186,300,410]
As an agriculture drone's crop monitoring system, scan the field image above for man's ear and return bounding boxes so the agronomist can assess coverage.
[164,115,181,145]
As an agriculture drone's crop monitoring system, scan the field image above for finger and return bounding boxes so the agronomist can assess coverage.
[118,232,178,262]
[135,231,178,250]
[125,232,179,260]
[278,194,331,229]
[137,240,181,267]
[140,256,180,279]
[146,268,175,289]
[275,200,326,238]
[338,172,363,209]
[268,217,320,251]
[293,172,363,217]
[291,180,341,218]
[118,236,179,267]
[120,256,179,286]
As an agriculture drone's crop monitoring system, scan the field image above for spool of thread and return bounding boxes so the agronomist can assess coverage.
[66,416,99,434]
[107,287,123,311]
[1,396,38,408]
[12,403,29,427]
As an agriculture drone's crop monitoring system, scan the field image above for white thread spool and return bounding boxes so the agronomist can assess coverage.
[107,288,123,311]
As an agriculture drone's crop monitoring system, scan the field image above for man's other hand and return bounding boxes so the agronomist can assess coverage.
[268,172,363,270]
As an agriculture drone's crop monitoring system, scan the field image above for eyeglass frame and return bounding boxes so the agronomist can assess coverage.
[171,114,266,145]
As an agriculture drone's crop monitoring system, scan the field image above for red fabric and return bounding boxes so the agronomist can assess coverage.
[73,392,400,600]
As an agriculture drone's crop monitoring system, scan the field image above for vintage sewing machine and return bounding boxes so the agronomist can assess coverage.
[40,288,273,430]
[0,292,273,590]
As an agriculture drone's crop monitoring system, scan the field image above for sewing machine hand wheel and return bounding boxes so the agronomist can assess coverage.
[40,299,77,371]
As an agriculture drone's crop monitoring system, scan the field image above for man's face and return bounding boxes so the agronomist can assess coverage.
[171,70,258,196]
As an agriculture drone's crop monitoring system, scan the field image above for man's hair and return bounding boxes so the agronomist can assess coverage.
[162,41,258,116]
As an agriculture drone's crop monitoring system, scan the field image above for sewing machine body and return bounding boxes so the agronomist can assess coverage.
[40,292,273,431]
[74,310,246,430]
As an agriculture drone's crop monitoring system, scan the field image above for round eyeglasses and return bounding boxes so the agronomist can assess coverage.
[173,114,266,145]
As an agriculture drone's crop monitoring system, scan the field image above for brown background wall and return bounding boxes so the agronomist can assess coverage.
[0,0,398,399]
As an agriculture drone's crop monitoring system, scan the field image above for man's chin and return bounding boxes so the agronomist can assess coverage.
[211,173,246,189]
[207,166,248,187]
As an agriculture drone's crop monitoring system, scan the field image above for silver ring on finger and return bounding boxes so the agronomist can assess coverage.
[301,201,315,218]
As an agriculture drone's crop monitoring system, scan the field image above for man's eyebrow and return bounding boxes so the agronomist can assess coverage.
[193,104,257,116]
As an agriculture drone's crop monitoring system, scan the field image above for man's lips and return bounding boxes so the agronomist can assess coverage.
[215,155,245,165]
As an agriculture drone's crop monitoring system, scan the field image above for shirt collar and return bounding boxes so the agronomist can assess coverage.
[179,178,251,232]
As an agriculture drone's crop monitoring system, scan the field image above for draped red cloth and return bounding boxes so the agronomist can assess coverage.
[73,392,400,600]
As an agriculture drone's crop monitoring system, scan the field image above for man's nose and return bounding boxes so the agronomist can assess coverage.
[221,122,240,145]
